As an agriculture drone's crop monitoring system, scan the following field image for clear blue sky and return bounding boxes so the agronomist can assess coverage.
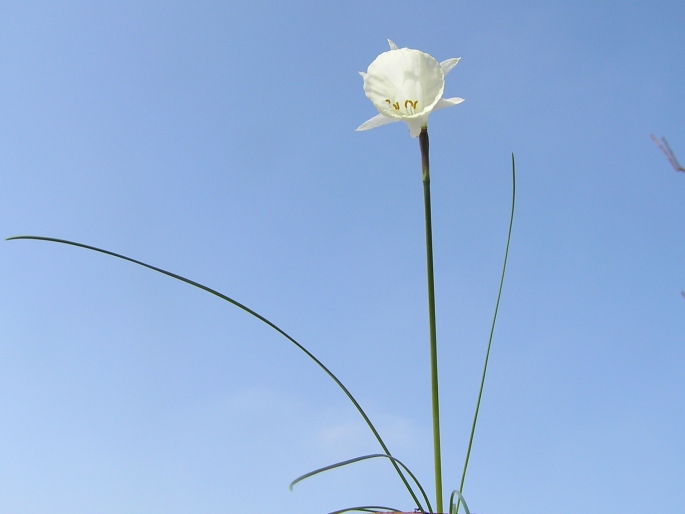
[1,1,683,513]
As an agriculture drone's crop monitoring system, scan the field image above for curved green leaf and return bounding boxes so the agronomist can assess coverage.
[5,235,423,510]
[290,453,431,514]
[448,490,471,514]
[456,154,516,512]
[326,506,401,514]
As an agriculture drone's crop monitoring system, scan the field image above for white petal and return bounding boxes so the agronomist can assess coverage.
[359,71,366,78]
[363,48,444,119]
[440,58,461,76]
[388,39,398,50]
[433,97,465,111]
[356,113,400,132]
[405,117,427,138]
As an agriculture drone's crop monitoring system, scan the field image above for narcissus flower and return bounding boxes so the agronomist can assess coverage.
[357,40,464,138]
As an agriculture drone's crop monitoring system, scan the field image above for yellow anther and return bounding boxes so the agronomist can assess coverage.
[405,100,419,109]
[392,102,400,110]
[386,99,392,105]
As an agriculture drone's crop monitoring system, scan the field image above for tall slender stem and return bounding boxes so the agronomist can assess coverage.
[420,127,443,513]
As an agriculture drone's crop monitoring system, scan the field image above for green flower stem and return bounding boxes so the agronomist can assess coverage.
[420,127,443,513]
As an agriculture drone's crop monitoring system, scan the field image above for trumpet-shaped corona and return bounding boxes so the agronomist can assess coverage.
[357,40,464,138]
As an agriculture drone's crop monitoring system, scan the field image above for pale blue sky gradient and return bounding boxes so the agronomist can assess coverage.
[1,1,684,513]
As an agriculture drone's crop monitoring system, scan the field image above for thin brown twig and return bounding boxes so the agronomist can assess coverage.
[652,136,685,299]
[651,134,685,172]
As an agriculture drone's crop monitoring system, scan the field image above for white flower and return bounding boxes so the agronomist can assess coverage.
[356,40,464,138]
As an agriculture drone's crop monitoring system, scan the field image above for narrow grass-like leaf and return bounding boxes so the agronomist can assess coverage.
[326,506,401,514]
[456,154,516,511]
[290,453,431,514]
[5,235,423,511]
[448,490,471,514]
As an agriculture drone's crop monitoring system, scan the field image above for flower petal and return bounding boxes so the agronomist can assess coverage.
[405,117,427,138]
[357,43,463,137]
[363,48,444,119]
[358,71,366,79]
[433,97,465,111]
[440,58,461,76]
[356,113,400,132]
